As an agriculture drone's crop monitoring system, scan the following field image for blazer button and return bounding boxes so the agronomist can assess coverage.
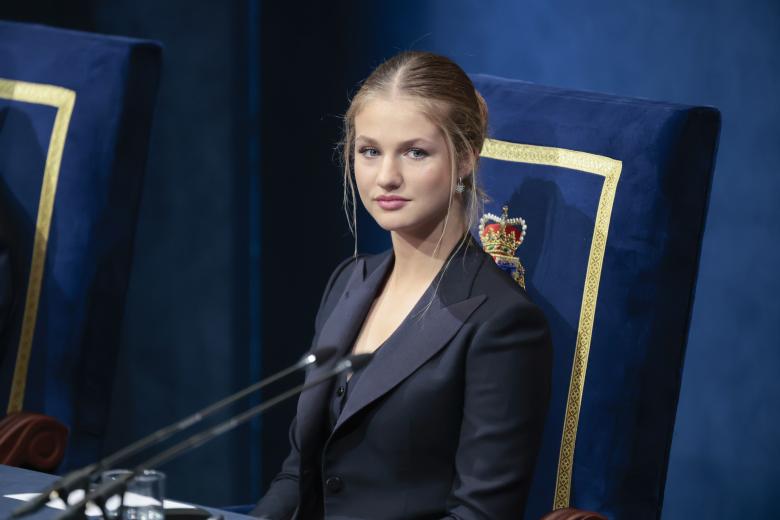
[336,385,345,397]
[325,475,343,494]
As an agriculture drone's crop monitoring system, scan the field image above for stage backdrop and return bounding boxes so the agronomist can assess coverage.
[1,1,777,516]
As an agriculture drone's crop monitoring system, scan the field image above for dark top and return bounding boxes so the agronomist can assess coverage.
[252,236,553,520]
[328,362,367,431]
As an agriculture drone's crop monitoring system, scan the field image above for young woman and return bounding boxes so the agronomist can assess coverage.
[252,51,552,520]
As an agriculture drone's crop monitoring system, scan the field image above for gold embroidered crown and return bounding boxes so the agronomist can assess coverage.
[479,205,528,288]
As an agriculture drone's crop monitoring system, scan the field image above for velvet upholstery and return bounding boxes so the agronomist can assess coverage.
[0,21,161,469]
[0,243,10,340]
[469,74,720,520]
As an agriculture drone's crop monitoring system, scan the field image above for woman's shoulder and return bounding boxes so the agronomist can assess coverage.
[327,254,362,285]
[312,251,391,332]
[466,255,552,363]
[473,249,535,307]
[325,249,393,290]
[323,252,372,291]
[465,249,551,338]
[321,255,359,299]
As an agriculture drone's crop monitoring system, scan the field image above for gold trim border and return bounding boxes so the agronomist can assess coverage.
[480,138,622,509]
[0,78,76,414]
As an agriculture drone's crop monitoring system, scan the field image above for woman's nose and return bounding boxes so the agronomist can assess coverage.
[376,156,403,189]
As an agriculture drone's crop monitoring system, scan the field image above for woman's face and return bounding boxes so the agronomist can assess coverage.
[353,96,460,239]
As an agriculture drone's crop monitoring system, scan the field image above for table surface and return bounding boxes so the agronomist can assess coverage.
[0,465,253,520]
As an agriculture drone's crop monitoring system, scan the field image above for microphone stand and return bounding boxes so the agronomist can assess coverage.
[11,346,339,519]
[57,354,371,520]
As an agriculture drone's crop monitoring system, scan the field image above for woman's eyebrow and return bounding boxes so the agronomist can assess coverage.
[355,136,435,148]
[355,135,378,145]
[397,137,435,148]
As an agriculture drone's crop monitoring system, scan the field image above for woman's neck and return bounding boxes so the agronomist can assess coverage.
[387,212,468,290]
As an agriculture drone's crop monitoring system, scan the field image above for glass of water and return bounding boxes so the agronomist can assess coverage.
[100,469,166,520]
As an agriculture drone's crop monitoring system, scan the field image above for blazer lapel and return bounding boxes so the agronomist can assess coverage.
[297,235,490,450]
[296,252,393,452]
[331,237,489,435]
[331,292,485,434]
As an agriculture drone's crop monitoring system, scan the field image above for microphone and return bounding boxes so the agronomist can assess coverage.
[57,353,372,520]
[11,345,339,519]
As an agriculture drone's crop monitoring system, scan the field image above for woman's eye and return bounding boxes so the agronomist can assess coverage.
[359,147,380,158]
[407,148,429,160]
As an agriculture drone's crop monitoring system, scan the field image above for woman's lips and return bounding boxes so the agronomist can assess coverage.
[375,196,409,210]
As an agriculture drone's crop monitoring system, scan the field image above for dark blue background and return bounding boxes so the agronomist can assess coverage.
[1,1,777,517]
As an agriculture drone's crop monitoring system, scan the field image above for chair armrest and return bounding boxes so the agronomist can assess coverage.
[0,411,68,472]
[540,507,608,520]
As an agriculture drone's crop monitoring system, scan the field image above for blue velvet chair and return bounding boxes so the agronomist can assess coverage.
[0,21,161,471]
[469,74,720,520]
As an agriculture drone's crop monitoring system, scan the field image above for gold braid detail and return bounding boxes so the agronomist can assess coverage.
[480,138,622,509]
[0,78,76,414]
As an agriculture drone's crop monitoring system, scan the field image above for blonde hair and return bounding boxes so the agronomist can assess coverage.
[339,52,489,301]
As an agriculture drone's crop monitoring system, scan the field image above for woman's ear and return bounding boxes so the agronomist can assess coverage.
[458,151,477,181]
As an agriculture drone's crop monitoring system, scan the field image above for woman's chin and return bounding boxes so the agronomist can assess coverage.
[375,219,446,241]
[369,212,411,231]
[374,220,412,233]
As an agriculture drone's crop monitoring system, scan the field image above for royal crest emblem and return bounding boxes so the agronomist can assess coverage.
[478,205,528,288]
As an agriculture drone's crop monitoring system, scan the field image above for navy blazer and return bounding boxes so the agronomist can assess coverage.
[253,235,552,520]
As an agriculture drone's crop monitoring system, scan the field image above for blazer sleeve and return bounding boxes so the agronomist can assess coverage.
[251,255,358,519]
[443,300,553,520]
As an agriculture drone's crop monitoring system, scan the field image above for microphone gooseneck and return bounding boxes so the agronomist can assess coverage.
[11,345,340,519]
[57,353,372,520]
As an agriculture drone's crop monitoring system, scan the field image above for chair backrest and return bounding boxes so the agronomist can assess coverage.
[0,21,161,469]
[470,74,720,519]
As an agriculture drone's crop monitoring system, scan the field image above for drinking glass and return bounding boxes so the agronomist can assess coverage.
[100,469,166,520]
